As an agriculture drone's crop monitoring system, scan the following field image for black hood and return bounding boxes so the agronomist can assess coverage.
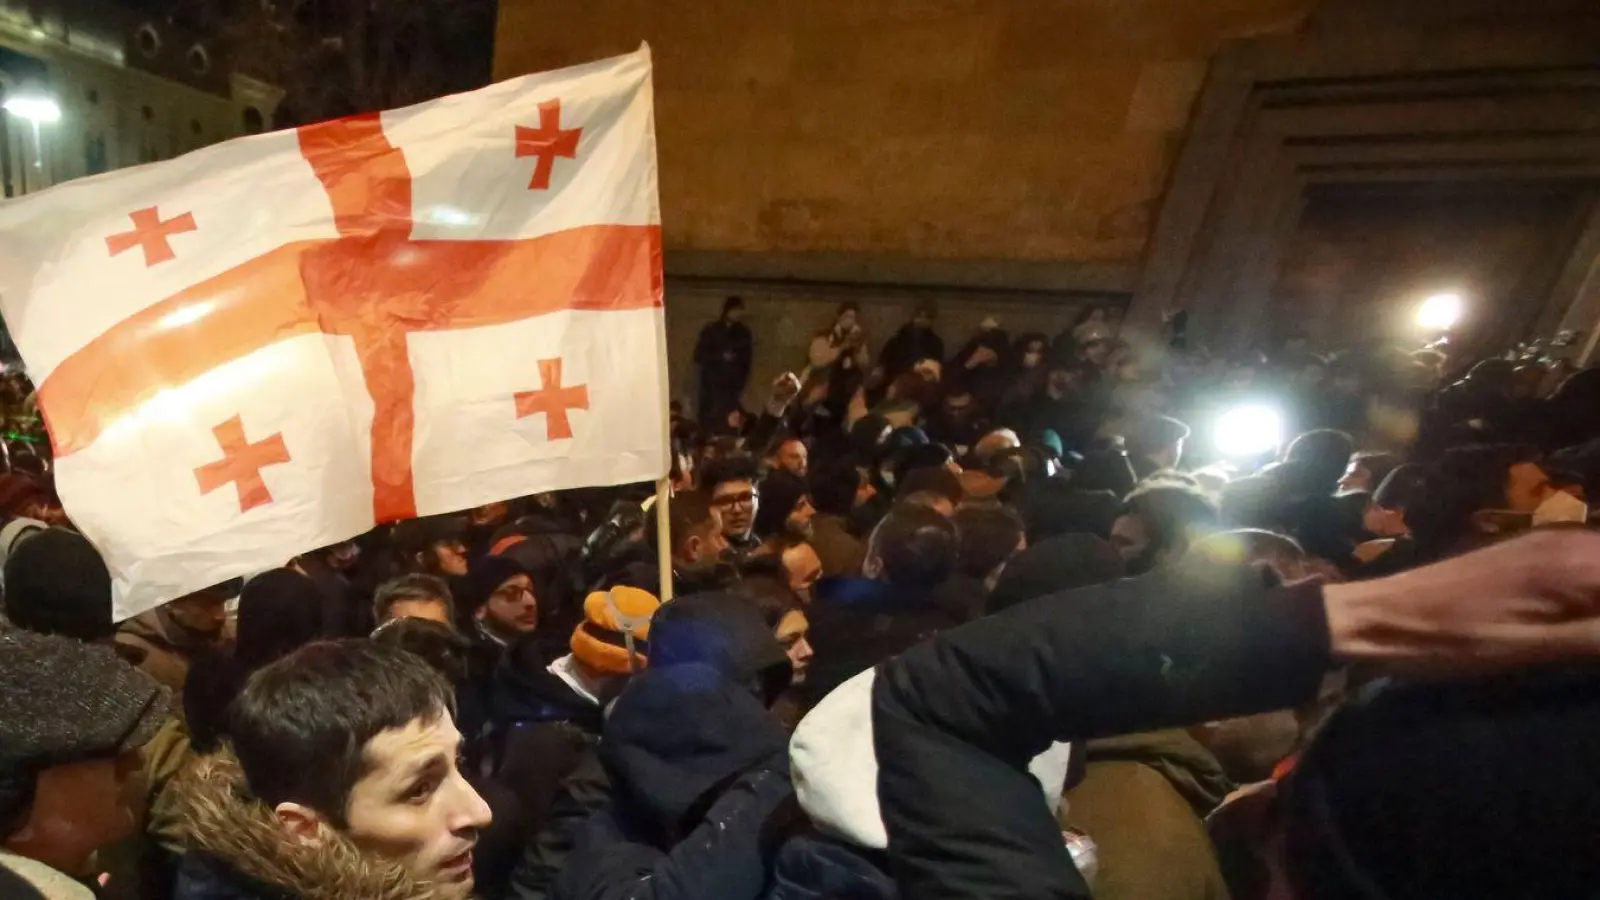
[649,591,792,696]
[600,662,788,839]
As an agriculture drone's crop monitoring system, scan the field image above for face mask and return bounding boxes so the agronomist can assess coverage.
[1533,490,1588,526]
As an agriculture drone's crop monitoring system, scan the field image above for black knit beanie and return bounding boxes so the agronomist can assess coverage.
[0,628,170,823]
[235,568,325,672]
[2,527,114,641]
[754,471,809,540]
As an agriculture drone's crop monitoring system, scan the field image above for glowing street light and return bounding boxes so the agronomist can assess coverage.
[3,93,61,188]
[2,95,61,124]
[1215,405,1284,459]
[1417,292,1463,331]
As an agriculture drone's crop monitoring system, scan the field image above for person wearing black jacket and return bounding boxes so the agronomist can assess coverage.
[803,504,968,708]
[869,528,1600,900]
[545,592,794,900]
[694,296,754,427]
[878,302,944,382]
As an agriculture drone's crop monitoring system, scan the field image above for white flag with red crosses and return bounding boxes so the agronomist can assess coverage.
[0,47,667,621]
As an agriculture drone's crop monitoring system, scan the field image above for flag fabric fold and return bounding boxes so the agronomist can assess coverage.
[0,46,666,621]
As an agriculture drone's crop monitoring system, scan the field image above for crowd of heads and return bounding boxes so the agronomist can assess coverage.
[0,300,1597,900]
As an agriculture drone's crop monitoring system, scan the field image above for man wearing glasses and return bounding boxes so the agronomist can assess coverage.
[703,456,763,556]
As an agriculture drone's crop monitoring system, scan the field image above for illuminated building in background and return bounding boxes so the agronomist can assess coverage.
[0,0,282,198]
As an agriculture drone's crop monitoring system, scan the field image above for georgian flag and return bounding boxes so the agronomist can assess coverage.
[0,47,666,620]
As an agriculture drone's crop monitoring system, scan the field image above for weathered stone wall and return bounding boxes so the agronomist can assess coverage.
[495,0,1314,264]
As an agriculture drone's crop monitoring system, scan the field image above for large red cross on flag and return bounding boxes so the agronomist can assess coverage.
[0,48,667,621]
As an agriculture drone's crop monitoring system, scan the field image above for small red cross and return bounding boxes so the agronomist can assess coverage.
[515,358,589,441]
[514,99,582,190]
[194,415,292,513]
[106,206,198,267]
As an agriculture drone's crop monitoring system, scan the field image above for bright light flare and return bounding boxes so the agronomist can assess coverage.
[1215,405,1284,458]
[3,95,61,124]
[1417,292,1462,331]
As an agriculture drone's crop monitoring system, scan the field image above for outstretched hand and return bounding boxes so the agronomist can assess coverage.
[1324,529,1600,675]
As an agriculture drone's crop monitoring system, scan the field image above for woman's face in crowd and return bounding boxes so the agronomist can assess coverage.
[342,716,491,888]
[478,574,537,635]
[4,752,142,878]
[836,310,858,332]
[775,609,813,684]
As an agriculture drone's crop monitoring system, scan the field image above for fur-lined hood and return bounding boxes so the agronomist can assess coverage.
[173,750,468,900]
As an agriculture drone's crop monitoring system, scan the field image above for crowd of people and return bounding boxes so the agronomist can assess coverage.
[3,300,1600,900]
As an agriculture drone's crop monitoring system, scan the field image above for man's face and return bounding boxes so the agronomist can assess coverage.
[776,441,808,478]
[943,393,975,424]
[679,518,730,571]
[775,609,813,684]
[430,540,470,577]
[4,752,142,878]
[387,597,454,628]
[780,542,823,604]
[344,717,491,888]
[786,495,817,540]
[477,574,537,636]
[711,479,758,538]
[725,306,745,323]
[1504,462,1554,513]
[167,588,229,638]
[912,311,933,330]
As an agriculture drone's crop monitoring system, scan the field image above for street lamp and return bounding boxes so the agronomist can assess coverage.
[3,95,61,124]
[2,93,61,191]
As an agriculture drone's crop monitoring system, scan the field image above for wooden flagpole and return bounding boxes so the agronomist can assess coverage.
[655,475,673,602]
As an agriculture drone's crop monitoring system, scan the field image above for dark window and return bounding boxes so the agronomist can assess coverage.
[85,135,107,175]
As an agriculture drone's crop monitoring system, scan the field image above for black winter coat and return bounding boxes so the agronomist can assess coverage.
[549,663,794,900]
[871,558,1332,900]
[801,577,969,709]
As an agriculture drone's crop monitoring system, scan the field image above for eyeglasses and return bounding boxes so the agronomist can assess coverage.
[492,584,534,602]
[712,490,758,509]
